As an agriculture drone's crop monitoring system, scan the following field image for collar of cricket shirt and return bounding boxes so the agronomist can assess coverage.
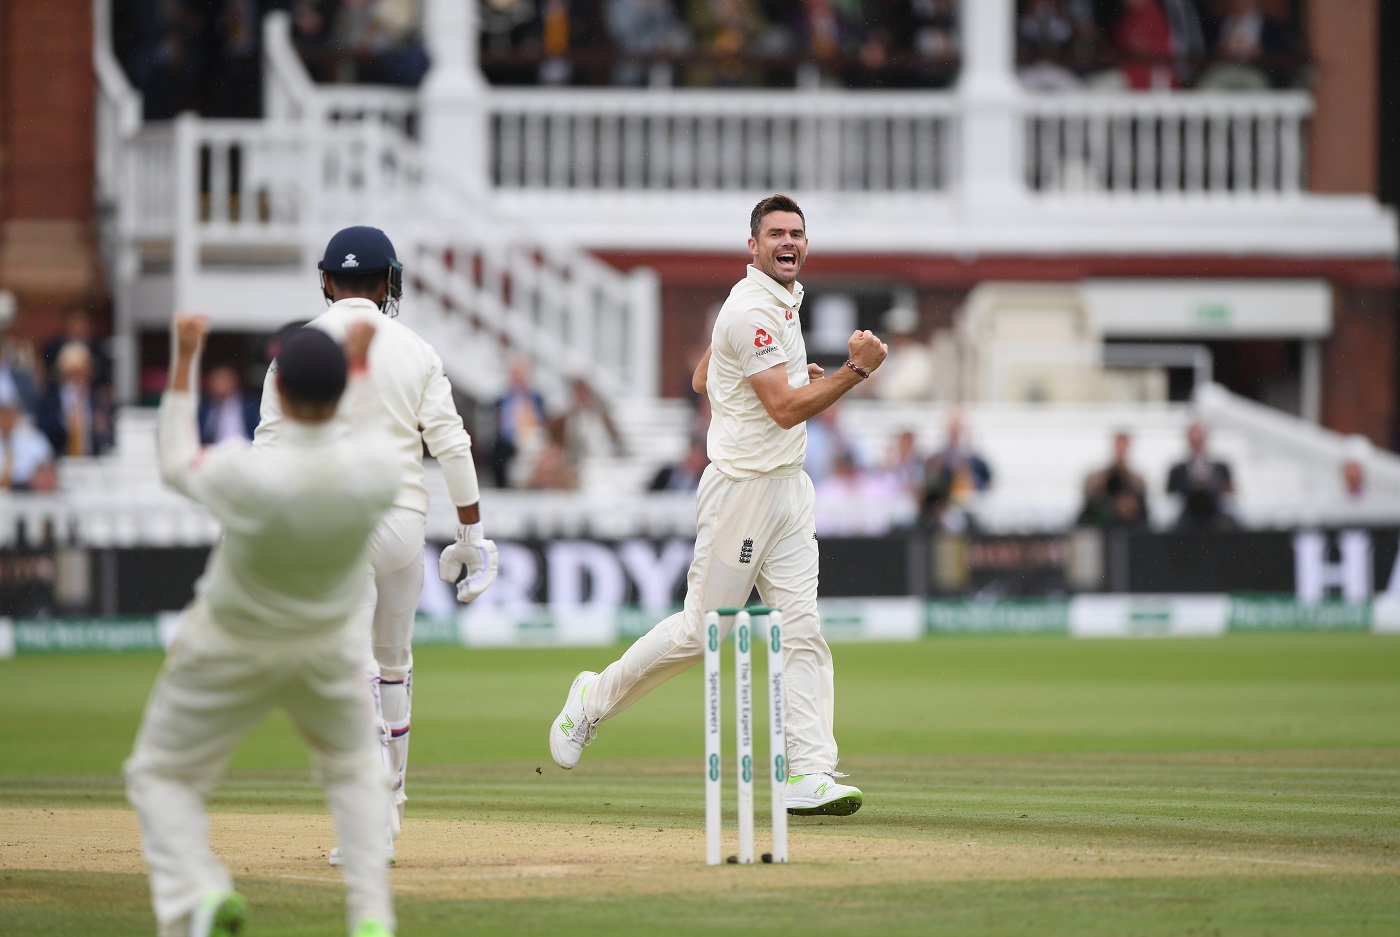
[746,265,803,310]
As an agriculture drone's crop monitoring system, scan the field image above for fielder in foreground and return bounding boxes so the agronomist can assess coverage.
[550,194,887,816]
[257,226,498,864]
[126,315,399,937]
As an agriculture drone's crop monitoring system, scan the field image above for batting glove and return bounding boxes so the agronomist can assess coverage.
[438,522,499,603]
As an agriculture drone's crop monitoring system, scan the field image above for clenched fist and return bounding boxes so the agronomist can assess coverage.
[847,329,888,375]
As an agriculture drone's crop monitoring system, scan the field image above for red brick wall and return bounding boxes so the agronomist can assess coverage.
[1322,287,1397,445]
[1308,0,1379,194]
[0,0,101,344]
[0,0,94,221]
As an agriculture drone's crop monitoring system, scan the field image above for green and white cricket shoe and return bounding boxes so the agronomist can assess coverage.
[785,773,863,816]
[352,919,394,937]
[549,670,599,769]
[189,890,248,937]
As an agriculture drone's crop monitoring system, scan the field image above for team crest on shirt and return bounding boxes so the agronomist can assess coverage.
[739,538,754,564]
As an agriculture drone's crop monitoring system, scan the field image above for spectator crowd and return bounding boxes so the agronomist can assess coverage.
[1017,0,1301,92]
[110,0,1304,106]
[0,292,118,493]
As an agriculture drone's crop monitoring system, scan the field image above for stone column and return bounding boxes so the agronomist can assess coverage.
[956,0,1024,209]
[420,0,488,194]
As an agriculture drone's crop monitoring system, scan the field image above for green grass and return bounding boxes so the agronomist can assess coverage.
[2,633,1399,935]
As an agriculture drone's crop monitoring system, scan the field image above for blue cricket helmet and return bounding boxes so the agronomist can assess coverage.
[318,226,404,317]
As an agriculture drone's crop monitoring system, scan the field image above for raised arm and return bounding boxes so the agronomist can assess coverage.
[158,313,210,489]
[749,329,887,430]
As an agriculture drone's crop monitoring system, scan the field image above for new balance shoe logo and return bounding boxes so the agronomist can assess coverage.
[559,714,574,735]
[739,538,754,564]
[814,780,831,796]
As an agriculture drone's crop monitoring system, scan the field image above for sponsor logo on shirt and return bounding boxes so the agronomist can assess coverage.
[754,328,773,348]
[785,310,794,321]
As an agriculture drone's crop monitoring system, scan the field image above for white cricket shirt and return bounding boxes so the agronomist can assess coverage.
[706,265,809,479]
[160,376,399,639]
[256,299,481,514]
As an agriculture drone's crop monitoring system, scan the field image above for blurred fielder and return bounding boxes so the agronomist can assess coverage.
[550,195,887,816]
[256,226,498,863]
[126,315,398,937]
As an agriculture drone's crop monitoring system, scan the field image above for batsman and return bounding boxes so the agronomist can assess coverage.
[550,195,887,816]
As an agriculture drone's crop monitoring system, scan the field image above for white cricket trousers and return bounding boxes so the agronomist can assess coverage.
[589,463,838,775]
[124,604,394,937]
[358,507,426,822]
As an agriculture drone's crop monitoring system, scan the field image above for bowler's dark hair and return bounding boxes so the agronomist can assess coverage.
[326,269,389,298]
[750,194,805,239]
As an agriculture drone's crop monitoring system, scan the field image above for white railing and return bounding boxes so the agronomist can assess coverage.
[1023,92,1311,197]
[488,89,958,193]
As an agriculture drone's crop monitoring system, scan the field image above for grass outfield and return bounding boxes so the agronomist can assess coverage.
[2,633,1398,935]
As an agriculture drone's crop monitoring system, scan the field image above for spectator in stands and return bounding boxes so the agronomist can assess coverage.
[0,389,58,492]
[1196,0,1292,90]
[37,342,115,459]
[803,402,851,484]
[887,0,958,87]
[490,357,548,488]
[524,425,581,490]
[1106,0,1175,90]
[649,434,709,491]
[921,410,992,532]
[1166,420,1236,530]
[1017,0,1096,90]
[605,0,691,86]
[815,445,906,536]
[798,0,863,82]
[42,307,111,392]
[206,0,265,117]
[198,365,261,444]
[684,0,767,87]
[1078,430,1149,528]
[1341,457,1366,502]
[561,375,627,461]
[871,305,936,402]
[0,290,42,418]
[881,428,925,502]
[334,0,431,85]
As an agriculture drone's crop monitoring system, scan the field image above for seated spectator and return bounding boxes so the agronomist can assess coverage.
[803,402,853,484]
[1105,0,1175,90]
[561,375,627,461]
[42,306,111,392]
[1017,0,1085,90]
[525,426,581,490]
[1078,430,1149,527]
[0,389,58,492]
[1166,420,1236,530]
[0,290,42,417]
[649,434,709,491]
[684,0,767,87]
[815,446,905,536]
[1196,0,1292,91]
[921,410,992,532]
[334,0,430,85]
[871,305,936,402]
[881,427,925,501]
[605,0,691,86]
[198,365,261,444]
[490,356,548,488]
[38,342,115,458]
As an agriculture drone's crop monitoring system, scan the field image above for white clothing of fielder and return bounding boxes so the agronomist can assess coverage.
[585,265,838,775]
[256,297,483,831]
[126,370,400,936]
